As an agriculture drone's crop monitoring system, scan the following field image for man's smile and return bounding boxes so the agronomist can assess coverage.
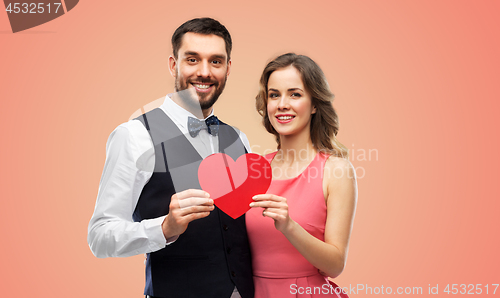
[191,82,215,93]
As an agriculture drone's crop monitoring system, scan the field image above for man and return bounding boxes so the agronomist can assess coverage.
[88,18,254,298]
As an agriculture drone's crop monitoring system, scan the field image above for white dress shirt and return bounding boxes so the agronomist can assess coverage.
[87,95,251,258]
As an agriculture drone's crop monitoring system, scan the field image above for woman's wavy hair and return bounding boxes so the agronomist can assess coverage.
[256,53,348,157]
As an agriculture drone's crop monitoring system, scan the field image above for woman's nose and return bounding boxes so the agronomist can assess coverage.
[277,96,289,110]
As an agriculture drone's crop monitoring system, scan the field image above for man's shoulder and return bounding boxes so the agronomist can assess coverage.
[218,120,242,137]
[217,118,240,131]
[133,108,171,129]
[217,120,251,153]
[114,117,150,134]
[107,117,153,151]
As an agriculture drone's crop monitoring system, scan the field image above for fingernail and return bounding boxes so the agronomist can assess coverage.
[249,203,254,207]
[205,192,210,197]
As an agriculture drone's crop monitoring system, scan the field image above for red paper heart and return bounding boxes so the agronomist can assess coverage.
[198,153,272,219]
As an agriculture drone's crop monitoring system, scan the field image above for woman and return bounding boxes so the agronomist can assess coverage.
[247,53,357,297]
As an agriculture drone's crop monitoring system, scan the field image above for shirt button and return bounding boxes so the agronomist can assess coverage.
[223,224,229,231]
[231,271,236,277]
[227,247,232,254]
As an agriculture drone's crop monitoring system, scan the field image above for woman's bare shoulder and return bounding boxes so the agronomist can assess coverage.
[324,155,356,180]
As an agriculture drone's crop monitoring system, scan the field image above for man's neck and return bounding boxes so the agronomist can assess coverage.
[170,92,212,119]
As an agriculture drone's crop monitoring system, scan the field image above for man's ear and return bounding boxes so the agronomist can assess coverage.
[168,55,177,78]
[226,59,232,77]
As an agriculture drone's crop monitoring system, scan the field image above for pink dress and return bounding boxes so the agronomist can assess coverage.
[246,152,348,298]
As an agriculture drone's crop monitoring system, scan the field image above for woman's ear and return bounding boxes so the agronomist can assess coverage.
[312,106,317,114]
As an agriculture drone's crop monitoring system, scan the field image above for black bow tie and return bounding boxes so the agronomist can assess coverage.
[188,115,220,137]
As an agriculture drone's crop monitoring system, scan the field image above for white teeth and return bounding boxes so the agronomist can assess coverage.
[193,84,210,89]
[277,116,294,120]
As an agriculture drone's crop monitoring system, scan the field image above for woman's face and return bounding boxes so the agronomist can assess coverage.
[267,66,316,138]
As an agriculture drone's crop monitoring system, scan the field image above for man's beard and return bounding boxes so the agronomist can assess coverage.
[174,75,227,111]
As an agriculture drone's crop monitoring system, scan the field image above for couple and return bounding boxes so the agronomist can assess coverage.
[88,18,357,298]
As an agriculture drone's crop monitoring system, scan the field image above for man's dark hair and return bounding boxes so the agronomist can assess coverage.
[172,18,232,61]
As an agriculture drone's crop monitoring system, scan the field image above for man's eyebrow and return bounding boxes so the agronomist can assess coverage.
[183,51,200,57]
[211,54,227,60]
[183,52,227,61]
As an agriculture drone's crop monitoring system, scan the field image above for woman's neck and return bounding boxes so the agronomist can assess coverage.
[277,134,316,164]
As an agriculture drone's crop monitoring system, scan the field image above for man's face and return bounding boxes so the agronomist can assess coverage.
[169,33,231,111]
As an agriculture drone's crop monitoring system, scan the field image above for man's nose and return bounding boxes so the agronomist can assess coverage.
[196,61,211,77]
